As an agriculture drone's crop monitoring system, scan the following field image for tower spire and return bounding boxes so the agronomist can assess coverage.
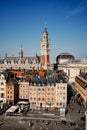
[19,41,23,58]
[20,41,22,49]
[44,22,47,28]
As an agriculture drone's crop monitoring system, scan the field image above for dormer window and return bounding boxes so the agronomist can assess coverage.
[48,83,50,86]
[42,83,44,86]
[60,80,63,83]
[34,83,36,86]
[38,83,40,86]
[52,83,54,86]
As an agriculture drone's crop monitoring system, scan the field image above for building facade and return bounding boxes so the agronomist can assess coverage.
[58,59,87,83]
[56,83,67,108]
[0,69,68,109]
[0,71,8,103]
[29,77,67,109]
[19,81,29,101]
[0,52,40,70]
[6,73,19,104]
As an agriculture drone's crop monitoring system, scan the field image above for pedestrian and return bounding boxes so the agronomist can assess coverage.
[78,109,80,113]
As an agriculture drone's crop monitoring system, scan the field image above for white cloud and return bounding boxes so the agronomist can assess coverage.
[65,2,87,19]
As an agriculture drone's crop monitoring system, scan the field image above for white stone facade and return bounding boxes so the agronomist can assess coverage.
[58,60,87,83]
[0,72,7,103]
[56,83,67,108]
[0,56,41,70]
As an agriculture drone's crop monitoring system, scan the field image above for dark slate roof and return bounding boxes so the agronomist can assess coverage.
[56,73,68,83]
[0,70,8,80]
[29,73,68,86]
[6,72,18,85]
[47,76,56,84]
[56,53,75,60]
[30,76,47,86]
[0,55,41,64]
[30,76,57,86]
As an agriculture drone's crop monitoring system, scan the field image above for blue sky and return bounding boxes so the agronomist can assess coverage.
[0,0,87,62]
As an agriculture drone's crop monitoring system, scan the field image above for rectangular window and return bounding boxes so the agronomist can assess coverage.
[34,93,36,95]
[42,98,44,100]
[1,88,4,91]
[30,92,32,95]
[48,88,50,91]
[34,88,36,91]
[38,97,40,100]
[51,98,54,101]
[34,97,36,100]
[57,103,59,106]
[30,97,32,100]
[42,88,44,91]
[52,88,54,90]
[68,69,70,76]
[63,103,65,107]
[1,93,4,98]
[48,98,50,101]
[1,82,4,85]
[48,93,50,95]
[38,88,41,91]
[57,86,59,89]
[25,95,28,99]
[60,86,62,89]
[42,93,44,95]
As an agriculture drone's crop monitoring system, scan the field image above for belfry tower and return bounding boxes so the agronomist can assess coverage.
[19,44,23,59]
[40,27,50,70]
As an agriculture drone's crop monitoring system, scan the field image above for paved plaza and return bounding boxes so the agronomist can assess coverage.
[0,100,85,130]
[0,91,85,130]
